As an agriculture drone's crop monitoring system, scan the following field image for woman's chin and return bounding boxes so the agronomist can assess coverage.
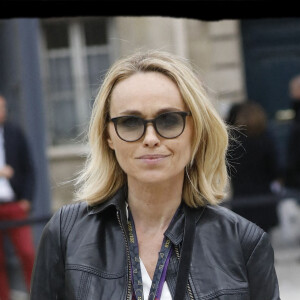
[128,170,183,186]
[131,175,167,185]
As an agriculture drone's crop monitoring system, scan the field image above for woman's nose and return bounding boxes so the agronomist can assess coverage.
[142,124,160,147]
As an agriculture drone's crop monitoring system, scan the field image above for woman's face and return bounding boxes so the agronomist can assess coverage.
[107,72,193,185]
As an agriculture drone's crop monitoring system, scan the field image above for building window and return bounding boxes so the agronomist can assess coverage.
[41,18,112,145]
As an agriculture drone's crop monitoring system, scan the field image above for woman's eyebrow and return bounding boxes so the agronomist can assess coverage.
[155,107,182,115]
[118,110,143,116]
[118,107,182,117]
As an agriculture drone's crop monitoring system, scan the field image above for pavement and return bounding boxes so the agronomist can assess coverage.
[274,246,300,300]
[271,198,300,300]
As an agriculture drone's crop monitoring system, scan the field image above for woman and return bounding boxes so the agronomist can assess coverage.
[30,51,280,300]
[286,75,300,190]
[227,102,281,233]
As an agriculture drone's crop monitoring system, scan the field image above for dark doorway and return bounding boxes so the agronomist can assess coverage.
[241,18,300,169]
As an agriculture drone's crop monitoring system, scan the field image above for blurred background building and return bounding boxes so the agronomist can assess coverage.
[0,16,300,299]
[0,16,250,214]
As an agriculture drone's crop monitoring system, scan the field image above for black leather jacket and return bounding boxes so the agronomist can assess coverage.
[30,187,280,300]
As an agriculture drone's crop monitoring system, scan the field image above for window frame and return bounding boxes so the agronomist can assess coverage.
[39,17,115,146]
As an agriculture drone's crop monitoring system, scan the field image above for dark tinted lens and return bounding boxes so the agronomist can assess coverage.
[116,116,144,141]
[156,112,184,138]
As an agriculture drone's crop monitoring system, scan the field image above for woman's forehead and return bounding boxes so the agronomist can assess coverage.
[109,72,186,115]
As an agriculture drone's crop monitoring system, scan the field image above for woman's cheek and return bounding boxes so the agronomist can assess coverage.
[115,150,132,174]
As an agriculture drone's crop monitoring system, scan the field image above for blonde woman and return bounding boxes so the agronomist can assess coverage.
[30,51,280,300]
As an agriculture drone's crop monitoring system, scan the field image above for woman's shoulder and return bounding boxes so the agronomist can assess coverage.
[198,205,273,266]
[45,201,89,233]
[54,201,89,218]
[203,203,246,221]
[48,198,120,231]
[205,204,264,231]
[200,204,266,252]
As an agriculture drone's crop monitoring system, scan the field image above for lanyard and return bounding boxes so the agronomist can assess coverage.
[127,209,173,300]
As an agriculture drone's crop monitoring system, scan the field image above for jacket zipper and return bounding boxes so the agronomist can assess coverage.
[117,210,132,300]
[174,245,194,300]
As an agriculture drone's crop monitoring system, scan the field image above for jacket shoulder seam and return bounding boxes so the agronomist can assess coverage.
[240,222,264,264]
[60,203,83,254]
[245,231,266,266]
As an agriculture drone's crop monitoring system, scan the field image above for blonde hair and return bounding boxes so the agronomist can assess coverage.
[75,50,229,208]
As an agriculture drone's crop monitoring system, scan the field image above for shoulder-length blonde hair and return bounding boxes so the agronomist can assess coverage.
[75,50,229,208]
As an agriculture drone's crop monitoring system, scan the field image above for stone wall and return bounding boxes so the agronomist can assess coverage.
[47,145,87,211]
[187,19,246,118]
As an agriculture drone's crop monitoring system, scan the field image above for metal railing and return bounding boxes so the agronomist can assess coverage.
[0,215,52,231]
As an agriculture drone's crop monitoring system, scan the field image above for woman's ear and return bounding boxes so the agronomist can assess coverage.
[107,126,115,150]
[107,136,115,150]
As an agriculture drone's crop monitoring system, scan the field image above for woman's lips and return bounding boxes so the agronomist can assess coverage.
[137,154,170,164]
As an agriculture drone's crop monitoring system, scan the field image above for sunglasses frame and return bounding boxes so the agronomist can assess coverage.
[110,111,192,142]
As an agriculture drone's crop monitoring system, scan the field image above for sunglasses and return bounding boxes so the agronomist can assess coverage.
[110,111,192,142]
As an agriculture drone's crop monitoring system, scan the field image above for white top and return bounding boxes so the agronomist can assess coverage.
[0,127,15,201]
[140,258,172,300]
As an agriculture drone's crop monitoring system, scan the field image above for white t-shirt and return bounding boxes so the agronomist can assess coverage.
[140,258,172,300]
[0,127,15,201]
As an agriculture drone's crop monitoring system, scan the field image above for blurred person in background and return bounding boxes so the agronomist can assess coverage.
[285,75,300,194]
[227,101,282,233]
[0,94,35,300]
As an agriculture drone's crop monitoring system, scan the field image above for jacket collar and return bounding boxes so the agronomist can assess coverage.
[87,185,206,246]
[87,185,128,216]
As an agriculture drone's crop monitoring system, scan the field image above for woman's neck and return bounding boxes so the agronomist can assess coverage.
[127,176,183,233]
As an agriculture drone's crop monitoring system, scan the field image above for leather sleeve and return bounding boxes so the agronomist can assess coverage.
[30,208,65,299]
[246,230,280,300]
